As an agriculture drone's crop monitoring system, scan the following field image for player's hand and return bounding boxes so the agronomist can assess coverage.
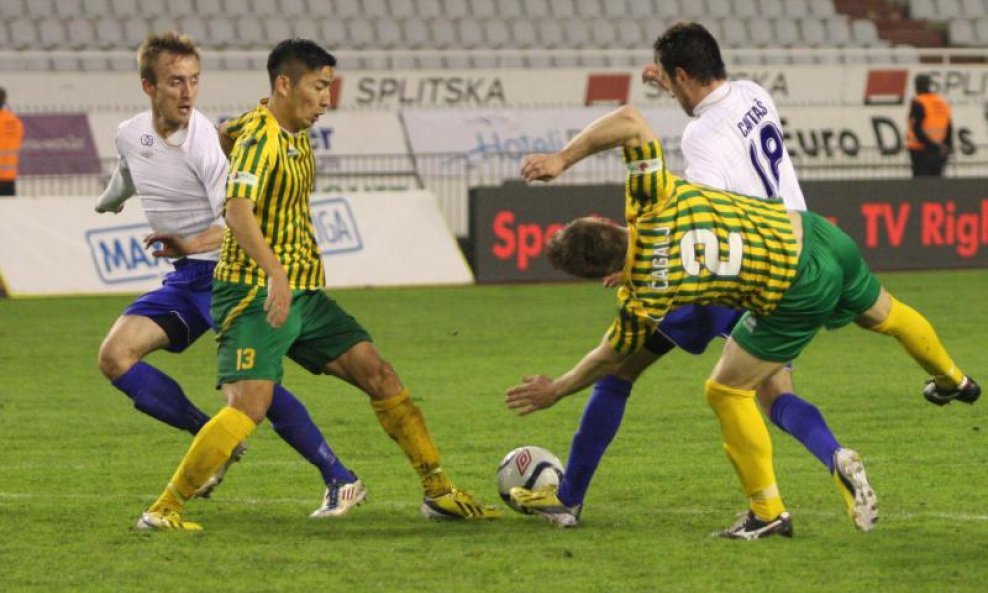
[602,271,622,288]
[95,204,124,214]
[641,63,662,87]
[505,375,560,416]
[521,153,566,182]
[144,232,189,258]
[264,274,292,329]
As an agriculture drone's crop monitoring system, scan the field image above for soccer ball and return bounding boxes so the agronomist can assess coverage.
[496,445,564,513]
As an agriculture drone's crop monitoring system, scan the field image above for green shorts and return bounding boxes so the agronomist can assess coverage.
[731,211,882,362]
[211,280,372,385]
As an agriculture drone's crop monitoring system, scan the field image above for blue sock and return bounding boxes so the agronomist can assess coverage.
[557,375,632,507]
[111,361,209,435]
[267,385,356,485]
[769,393,841,472]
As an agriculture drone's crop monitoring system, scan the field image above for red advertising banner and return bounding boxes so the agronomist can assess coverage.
[19,113,101,175]
[469,179,988,283]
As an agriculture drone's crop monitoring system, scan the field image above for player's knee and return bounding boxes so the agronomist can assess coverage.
[363,360,402,400]
[97,338,135,380]
[704,378,752,409]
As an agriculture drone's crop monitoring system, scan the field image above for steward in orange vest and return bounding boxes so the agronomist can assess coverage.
[906,75,951,177]
[0,87,24,196]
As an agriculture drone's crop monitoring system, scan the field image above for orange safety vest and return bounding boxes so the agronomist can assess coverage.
[906,93,951,151]
[0,108,24,182]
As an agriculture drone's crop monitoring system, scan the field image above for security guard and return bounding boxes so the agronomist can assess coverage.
[906,74,952,177]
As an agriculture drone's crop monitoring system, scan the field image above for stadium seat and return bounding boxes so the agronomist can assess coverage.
[494,0,523,18]
[524,0,551,18]
[799,16,827,45]
[936,0,963,19]
[729,0,758,18]
[0,0,26,18]
[249,0,278,15]
[67,18,99,49]
[575,0,602,16]
[639,17,667,45]
[809,0,836,17]
[149,15,178,35]
[177,15,208,46]
[782,0,810,16]
[551,0,576,17]
[976,16,988,42]
[195,0,223,15]
[948,18,976,44]
[590,19,617,48]
[825,15,853,46]
[706,0,733,18]
[362,0,390,17]
[510,18,538,47]
[773,16,801,46]
[55,1,85,16]
[538,19,565,48]
[207,16,237,47]
[851,19,883,46]
[234,15,265,48]
[679,1,707,19]
[417,0,443,17]
[428,17,457,48]
[602,0,627,18]
[484,18,511,47]
[264,17,293,45]
[94,17,125,49]
[455,18,484,48]
[165,0,197,17]
[747,17,774,46]
[35,17,67,50]
[335,0,363,18]
[375,19,402,48]
[25,0,54,17]
[469,0,497,17]
[401,18,431,48]
[347,18,375,49]
[909,0,937,20]
[720,19,749,47]
[222,0,249,14]
[320,17,350,47]
[960,0,985,17]
[390,0,416,18]
[121,16,149,47]
[444,0,470,18]
[563,18,591,47]
[758,0,785,18]
[109,0,139,16]
[616,19,645,48]
[290,17,320,41]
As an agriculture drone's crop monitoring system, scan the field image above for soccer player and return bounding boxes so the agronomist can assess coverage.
[96,32,362,519]
[506,22,875,532]
[505,104,980,539]
[136,38,499,531]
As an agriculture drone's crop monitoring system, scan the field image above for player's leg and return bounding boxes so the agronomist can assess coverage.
[291,290,498,519]
[138,379,270,531]
[857,288,979,404]
[98,312,210,434]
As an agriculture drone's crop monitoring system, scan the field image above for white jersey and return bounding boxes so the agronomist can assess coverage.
[113,108,228,261]
[682,80,806,211]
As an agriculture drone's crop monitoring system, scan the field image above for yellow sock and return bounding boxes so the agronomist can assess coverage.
[705,379,785,520]
[872,297,964,388]
[149,406,256,514]
[371,388,452,498]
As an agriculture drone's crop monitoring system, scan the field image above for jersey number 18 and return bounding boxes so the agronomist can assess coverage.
[747,122,785,198]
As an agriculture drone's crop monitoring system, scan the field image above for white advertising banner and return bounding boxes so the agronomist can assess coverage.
[401,106,692,176]
[0,191,471,297]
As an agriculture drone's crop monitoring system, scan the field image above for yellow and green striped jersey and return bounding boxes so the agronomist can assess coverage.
[214,101,325,289]
[607,140,800,354]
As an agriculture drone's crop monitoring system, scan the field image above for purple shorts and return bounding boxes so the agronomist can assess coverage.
[123,258,216,353]
[650,305,743,355]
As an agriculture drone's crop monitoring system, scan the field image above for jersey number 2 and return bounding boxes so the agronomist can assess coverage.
[680,230,743,277]
[747,122,784,198]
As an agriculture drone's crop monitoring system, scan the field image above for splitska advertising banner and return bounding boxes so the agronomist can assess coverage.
[469,179,988,283]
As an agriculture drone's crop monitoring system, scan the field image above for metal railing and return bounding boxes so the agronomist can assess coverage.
[13,147,988,236]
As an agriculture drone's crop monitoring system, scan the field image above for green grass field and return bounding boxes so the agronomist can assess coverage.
[1,270,986,593]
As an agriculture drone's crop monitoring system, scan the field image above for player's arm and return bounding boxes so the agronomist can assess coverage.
[521,106,659,182]
[143,225,225,258]
[225,197,291,328]
[217,121,236,158]
[95,157,136,213]
[505,336,626,416]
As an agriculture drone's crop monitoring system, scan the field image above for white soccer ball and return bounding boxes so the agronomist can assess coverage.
[497,445,564,513]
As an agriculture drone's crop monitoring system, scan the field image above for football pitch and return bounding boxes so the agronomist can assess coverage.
[1,270,985,593]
